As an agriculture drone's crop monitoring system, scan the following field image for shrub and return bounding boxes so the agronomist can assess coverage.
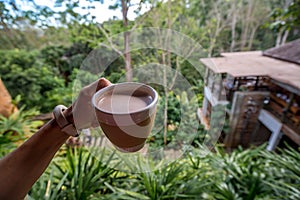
[0,49,65,112]
[0,106,43,157]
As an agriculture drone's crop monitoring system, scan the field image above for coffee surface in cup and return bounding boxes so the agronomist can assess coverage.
[97,94,152,114]
[93,83,158,152]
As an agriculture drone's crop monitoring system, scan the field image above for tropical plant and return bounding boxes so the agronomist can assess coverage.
[0,107,41,135]
[25,141,300,200]
[0,105,43,157]
[28,147,125,200]
[261,146,300,199]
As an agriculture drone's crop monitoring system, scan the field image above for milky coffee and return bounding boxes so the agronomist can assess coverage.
[92,83,158,152]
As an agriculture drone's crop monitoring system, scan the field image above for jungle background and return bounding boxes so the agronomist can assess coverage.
[0,0,300,199]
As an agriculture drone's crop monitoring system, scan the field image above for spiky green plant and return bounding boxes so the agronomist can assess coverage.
[0,106,43,135]
[27,167,69,200]
[28,143,300,200]
[261,146,300,199]
[0,106,43,157]
[29,147,124,200]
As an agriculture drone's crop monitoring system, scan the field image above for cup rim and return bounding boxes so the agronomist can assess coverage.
[92,82,158,115]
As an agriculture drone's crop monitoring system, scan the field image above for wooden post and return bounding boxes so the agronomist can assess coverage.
[236,77,241,90]
[202,97,209,116]
[218,75,223,101]
[281,93,294,122]
[204,68,209,85]
[211,72,215,94]
[224,91,269,148]
[228,77,237,102]
[254,76,259,90]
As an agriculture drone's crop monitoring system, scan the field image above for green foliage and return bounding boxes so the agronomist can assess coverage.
[261,146,300,199]
[184,145,300,199]
[149,92,180,147]
[43,67,104,116]
[40,45,68,73]
[28,147,123,200]
[0,106,43,157]
[0,131,16,158]
[150,91,205,149]
[270,0,300,32]
[21,129,299,200]
[43,84,73,111]
[91,145,300,200]
[0,106,41,135]
[0,49,66,112]
[0,1,299,199]
[136,161,188,199]
[40,43,92,83]
[0,45,121,113]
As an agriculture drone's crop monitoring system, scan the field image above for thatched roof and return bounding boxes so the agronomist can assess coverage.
[200,51,300,90]
[263,39,300,65]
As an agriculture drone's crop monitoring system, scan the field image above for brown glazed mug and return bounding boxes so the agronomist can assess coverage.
[92,82,158,152]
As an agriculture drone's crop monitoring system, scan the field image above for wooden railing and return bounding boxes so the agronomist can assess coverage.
[265,94,300,134]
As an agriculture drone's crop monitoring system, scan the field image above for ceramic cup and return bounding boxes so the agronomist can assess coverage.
[92,82,158,152]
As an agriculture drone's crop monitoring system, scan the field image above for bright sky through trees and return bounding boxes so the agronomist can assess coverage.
[15,0,151,23]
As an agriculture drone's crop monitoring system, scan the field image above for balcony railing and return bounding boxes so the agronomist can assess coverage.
[264,94,300,134]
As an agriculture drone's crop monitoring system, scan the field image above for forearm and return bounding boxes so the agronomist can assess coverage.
[0,117,70,199]
[0,78,110,199]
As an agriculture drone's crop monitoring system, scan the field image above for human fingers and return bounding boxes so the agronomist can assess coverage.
[96,78,112,91]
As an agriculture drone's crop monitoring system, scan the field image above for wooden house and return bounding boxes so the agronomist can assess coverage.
[198,39,300,150]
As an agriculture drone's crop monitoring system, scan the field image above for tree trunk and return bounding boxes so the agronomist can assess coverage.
[230,1,237,52]
[162,52,168,145]
[162,0,173,145]
[276,28,283,47]
[208,18,221,57]
[247,24,259,50]
[240,0,254,50]
[121,0,132,82]
[124,31,132,81]
[208,1,226,57]
[281,29,289,45]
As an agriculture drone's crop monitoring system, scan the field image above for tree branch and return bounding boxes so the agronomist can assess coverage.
[97,24,125,60]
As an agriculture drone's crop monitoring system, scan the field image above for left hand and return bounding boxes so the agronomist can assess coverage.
[64,78,112,130]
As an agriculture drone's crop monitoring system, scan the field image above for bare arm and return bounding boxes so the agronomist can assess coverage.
[0,117,69,199]
[0,78,111,199]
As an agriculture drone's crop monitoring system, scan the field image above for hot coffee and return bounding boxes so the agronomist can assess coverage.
[97,94,152,114]
[92,82,158,152]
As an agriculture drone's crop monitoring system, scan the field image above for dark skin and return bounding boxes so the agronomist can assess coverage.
[0,78,111,199]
